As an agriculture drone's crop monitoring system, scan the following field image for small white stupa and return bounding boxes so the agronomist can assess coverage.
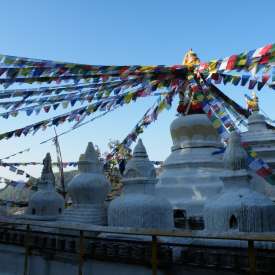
[27,153,64,220]
[122,139,156,195]
[61,142,110,225]
[156,114,225,217]
[108,139,173,229]
[242,111,275,198]
[204,132,275,232]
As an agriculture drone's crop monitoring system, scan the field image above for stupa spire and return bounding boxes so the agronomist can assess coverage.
[78,142,101,173]
[39,152,55,189]
[123,138,156,182]
[223,131,247,171]
[133,139,149,159]
[245,91,259,112]
[182,49,200,67]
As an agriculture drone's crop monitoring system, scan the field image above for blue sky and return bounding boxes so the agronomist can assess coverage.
[0,0,275,181]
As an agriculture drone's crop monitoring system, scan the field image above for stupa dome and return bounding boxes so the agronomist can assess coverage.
[156,114,224,216]
[170,114,222,150]
[27,153,64,220]
[108,194,173,229]
[68,142,110,205]
[247,111,267,132]
[204,132,275,232]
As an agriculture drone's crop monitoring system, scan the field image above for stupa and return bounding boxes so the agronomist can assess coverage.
[61,142,110,225]
[122,139,156,195]
[204,132,275,232]
[241,94,275,198]
[26,153,64,220]
[108,139,173,229]
[156,112,225,217]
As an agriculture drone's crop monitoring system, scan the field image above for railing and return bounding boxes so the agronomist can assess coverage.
[0,217,275,275]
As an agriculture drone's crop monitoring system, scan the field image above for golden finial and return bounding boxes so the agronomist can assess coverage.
[182,49,200,66]
[245,91,259,112]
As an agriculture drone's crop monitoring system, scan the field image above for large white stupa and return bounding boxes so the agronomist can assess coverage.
[60,142,110,225]
[156,113,225,217]
[204,132,275,232]
[108,139,174,229]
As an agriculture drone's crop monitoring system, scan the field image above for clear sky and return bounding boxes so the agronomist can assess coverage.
[0,0,275,181]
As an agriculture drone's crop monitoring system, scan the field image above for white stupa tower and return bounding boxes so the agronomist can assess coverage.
[242,111,275,199]
[204,131,275,232]
[61,142,110,225]
[26,153,64,220]
[122,139,157,195]
[108,139,174,229]
[156,113,225,217]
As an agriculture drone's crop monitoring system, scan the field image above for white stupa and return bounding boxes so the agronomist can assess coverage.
[108,139,174,229]
[204,132,275,232]
[242,111,275,198]
[26,153,64,220]
[61,142,110,225]
[122,139,156,195]
[156,114,225,217]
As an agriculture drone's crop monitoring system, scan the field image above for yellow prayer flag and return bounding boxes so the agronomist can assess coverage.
[62,101,69,109]
[208,60,218,73]
[250,151,257,158]
[124,93,133,104]
[213,119,221,128]
[86,105,94,113]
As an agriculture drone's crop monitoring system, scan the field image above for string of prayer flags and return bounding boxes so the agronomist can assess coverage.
[0,77,138,100]
[208,72,273,91]
[242,142,275,185]
[0,79,173,118]
[4,164,32,179]
[0,176,29,189]
[0,52,188,87]
[0,161,78,168]
[0,83,171,140]
[106,81,181,161]
[0,148,31,161]
[201,43,275,77]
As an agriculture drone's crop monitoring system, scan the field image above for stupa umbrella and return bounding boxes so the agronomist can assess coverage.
[0,43,274,184]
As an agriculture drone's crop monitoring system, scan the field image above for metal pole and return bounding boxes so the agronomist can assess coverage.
[78,230,84,275]
[23,224,31,275]
[151,235,158,275]
[54,128,66,199]
[248,240,256,275]
[184,91,194,116]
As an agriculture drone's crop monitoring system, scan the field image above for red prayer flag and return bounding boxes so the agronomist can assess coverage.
[262,74,270,84]
[257,167,271,178]
[226,55,238,70]
[259,44,273,56]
